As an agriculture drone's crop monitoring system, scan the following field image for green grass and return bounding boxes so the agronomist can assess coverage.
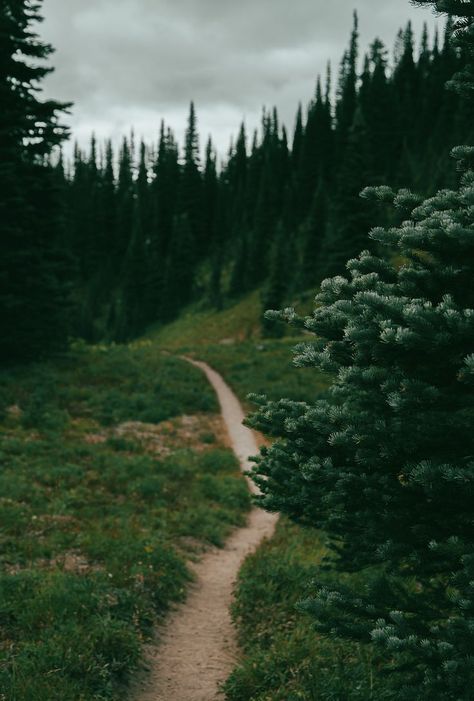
[149,291,263,348]
[150,292,329,406]
[0,294,343,701]
[0,342,250,700]
[224,520,381,701]
[0,340,217,428]
[196,340,329,405]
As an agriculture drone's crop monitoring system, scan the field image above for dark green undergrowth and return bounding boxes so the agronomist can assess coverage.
[224,520,383,701]
[0,343,249,700]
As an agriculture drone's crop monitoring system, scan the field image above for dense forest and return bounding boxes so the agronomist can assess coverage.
[2,3,474,360]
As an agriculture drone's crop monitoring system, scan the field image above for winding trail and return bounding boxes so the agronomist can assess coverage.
[130,359,277,701]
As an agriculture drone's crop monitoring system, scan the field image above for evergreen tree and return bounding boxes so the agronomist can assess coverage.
[248,109,288,284]
[203,138,222,308]
[0,0,72,360]
[98,139,117,276]
[229,129,261,296]
[335,11,359,158]
[115,136,135,268]
[292,104,304,172]
[252,150,474,699]
[261,221,293,337]
[115,198,148,341]
[181,102,203,252]
[147,123,179,321]
[162,213,196,320]
[360,39,394,180]
[323,106,376,278]
[298,78,333,217]
[298,180,328,290]
[250,2,474,697]
[413,0,474,99]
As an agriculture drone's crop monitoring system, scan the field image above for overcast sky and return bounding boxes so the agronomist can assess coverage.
[41,0,439,159]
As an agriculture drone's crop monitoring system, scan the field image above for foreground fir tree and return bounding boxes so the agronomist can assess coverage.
[249,3,474,696]
[251,148,474,699]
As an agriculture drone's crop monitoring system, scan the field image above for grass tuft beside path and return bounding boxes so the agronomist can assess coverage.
[224,520,381,701]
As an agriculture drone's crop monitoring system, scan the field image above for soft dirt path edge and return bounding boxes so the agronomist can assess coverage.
[129,359,278,701]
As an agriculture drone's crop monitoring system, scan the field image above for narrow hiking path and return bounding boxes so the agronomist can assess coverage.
[130,359,278,701]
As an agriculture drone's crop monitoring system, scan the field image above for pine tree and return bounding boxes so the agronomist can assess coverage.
[115,198,148,341]
[298,180,328,290]
[115,136,135,268]
[147,123,179,321]
[298,78,333,218]
[323,105,376,278]
[0,0,73,360]
[261,221,293,337]
[162,213,196,320]
[180,102,203,252]
[360,39,394,180]
[203,138,222,308]
[335,11,359,159]
[249,2,474,697]
[98,139,117,278]
[413,1,474,99]
[248,109,288,284]
[251,150,474,701]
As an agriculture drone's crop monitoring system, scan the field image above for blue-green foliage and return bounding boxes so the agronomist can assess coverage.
[250,149,474,699]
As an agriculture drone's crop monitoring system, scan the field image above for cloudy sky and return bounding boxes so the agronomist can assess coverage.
[41,0,439,158]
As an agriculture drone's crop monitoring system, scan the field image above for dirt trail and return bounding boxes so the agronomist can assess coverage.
[130,359,277,701]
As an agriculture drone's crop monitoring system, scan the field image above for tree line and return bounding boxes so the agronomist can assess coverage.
[1,2,473,358]
[64,14,474,345]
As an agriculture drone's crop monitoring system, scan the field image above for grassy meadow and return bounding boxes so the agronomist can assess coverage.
[151,293,329,406]
[1,292,360,701]
[0,342,250,700]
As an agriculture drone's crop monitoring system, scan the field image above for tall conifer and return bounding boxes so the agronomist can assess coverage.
[250,2,474,697]
[0,0,72,360]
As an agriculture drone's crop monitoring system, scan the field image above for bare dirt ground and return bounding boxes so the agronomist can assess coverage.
[130,360,277,701]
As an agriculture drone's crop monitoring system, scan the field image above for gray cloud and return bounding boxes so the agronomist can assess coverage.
[41,0,439,156]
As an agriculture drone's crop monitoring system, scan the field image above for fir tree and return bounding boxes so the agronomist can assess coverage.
[261,221,293,337]
[248,109,288,284]
[413,0,474,99]
[335,11,359,158]
[298,180,328,290]
[251,148,474,701]
[181,102,203,252]
[115,198,148,341]
[0,0,72,360]
[115,136,135,268]
[323,105,376,278]
[298,78,333,218]
[98,139,117,276]
[203,138,222,308]
[147,123,179,321]
[162,213,196,320]
[250,2,474,697]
